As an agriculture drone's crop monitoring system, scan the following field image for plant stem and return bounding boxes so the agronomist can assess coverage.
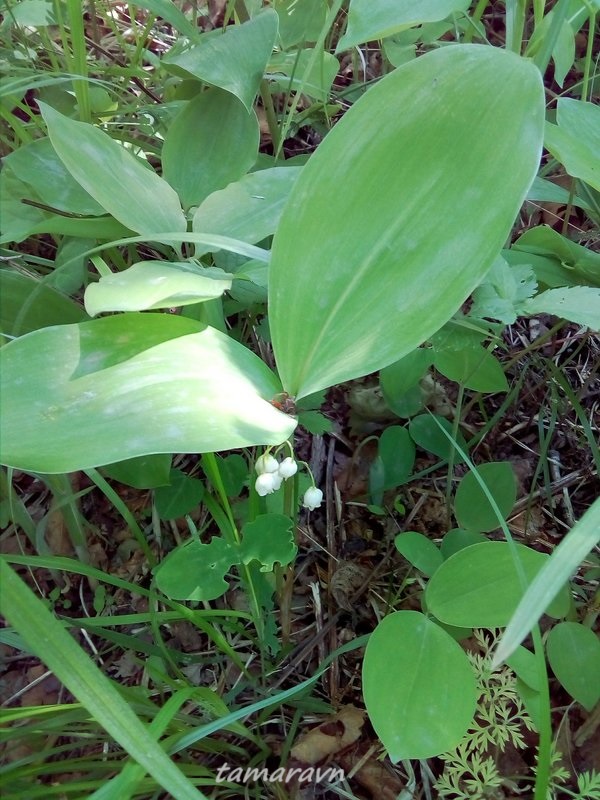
[505,0,527,54]
[532,624,552,800]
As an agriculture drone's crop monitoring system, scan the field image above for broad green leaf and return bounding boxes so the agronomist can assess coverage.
[454,462,516,532]
[192,167,302,254]
[5,0,58,26]
[154,537,235,601]
[39,102,186,235]
[0,315,296,473]
[551,20,575,88]
[371,425,415,493]
[0,165,134,243]
[102,454,172,490]
[3,137,105,215]
[394,531,443,577]
[337,0,471,51]
[134,0,199,38]
[270,46,544,399]
[440,529,487,559]
[274,0,327,47]
[162,89,259,209]
[0,269,87,336]
[154,469,205,520]
[268,49,339,101]
[492,500,600,667]
[426,542,570,627]
[85,262,233,315]
[239,514,297,571]
[434,344,508,393]
[363,611,477,760]
[215,454,248,497]
[506,645,540,691]
[511,225,600,287]
[162,10,278,111]
[0,560,207,800]
[546,622,600,711]
[409,414,467,463]
[545,98,600,191]
[380,349,433,417]
[523,286,600,329]
[526,175,590,210]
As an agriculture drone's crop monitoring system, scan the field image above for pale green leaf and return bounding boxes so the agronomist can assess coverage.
[545,98,600,191]
[85,262,233,316]
[523,286,600,329]
[192,167,302,254]
[267,49,339,101]
[3,137,105,215]
[162,10,278,111]
[0,315,296,473]
[39,103,186,235]
[337,0,471,51]
[395,531,443,577]
[470,257,538,324]
[434,345,508,392]
[270,46,544,399]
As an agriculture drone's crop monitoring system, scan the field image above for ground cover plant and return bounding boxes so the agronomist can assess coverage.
[0,1,599,798]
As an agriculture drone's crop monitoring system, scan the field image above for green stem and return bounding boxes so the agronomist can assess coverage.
[532,624,552,800]
[530,0,571,75]
[65,0,91,122]
[445,383,465,525]
[581,10,596,101]
[464,0,490,44]
[505,0,527,54]
[201,454,266,653]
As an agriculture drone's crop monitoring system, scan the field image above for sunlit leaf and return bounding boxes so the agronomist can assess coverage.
[337,0,471,51]
[85,262,233,315]
[0,315,296,473]
[39,102,186,234]
[270,46,544,399]
[162,10,278,111]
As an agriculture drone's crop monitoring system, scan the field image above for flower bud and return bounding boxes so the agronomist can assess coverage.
[278,457,298,479]
[255,472,278,496]
[255,453,279,475]
[302,486,323,510]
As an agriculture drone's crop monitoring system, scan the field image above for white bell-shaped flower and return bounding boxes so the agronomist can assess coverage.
[278,457,298,479]
[302,486,323,510]
[255,472,278,496]
[255,453,279,475]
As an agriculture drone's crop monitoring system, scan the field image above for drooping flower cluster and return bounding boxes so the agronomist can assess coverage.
[254,450,322,510]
